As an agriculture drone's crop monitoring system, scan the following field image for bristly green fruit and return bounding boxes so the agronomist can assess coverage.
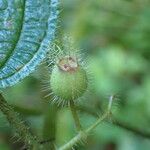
[50,55,88,101]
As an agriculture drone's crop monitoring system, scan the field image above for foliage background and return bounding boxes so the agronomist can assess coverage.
[0,0,150,149]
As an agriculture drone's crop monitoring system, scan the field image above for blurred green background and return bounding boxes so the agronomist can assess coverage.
[0,0,150,149]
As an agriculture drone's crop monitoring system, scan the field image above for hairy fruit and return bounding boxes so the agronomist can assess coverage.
[50,55,88,101]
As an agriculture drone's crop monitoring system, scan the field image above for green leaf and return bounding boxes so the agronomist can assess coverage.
[0,0,59,88]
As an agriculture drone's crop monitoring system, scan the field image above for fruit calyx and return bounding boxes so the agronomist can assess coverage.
[57,55,78,72]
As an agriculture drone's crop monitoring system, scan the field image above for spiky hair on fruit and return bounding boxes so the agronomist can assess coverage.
[44,36,89,106]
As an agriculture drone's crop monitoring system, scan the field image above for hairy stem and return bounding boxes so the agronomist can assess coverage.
[86,112,109,133]
[58,112,109,150]
[58,131,87,150]
[59,96,114,150]
[0,93,38,149]
[70,100,82,131]
[76,102,150,139]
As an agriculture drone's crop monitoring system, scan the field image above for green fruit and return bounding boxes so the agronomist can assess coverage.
[50,56,88,101]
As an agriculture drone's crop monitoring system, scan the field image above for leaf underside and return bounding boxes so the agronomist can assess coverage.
[0,0,59,88]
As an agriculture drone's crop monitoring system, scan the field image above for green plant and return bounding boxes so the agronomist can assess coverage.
[0,0,59,149]
[46,40,114,149]
[0,1,150,150]
[0,24,114,148]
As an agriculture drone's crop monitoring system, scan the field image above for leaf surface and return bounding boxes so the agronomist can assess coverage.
[0,0,59,88]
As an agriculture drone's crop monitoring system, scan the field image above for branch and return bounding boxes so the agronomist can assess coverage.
[76,103,150,139]
[0,93,39,149]
[58,96,114,150]
[70,100,82,131]
[42,104,57,150]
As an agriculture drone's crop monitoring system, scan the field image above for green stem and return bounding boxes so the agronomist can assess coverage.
[42,104,57,150]
[59,96,114,150]
[77,104,150,139]
[86,112,109,133]
[58,131,86,150]
[70,100,82,131]
[58,112,108,150]
[0,93,38,149]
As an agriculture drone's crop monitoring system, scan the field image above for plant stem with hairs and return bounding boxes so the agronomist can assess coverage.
[76,103,150,139]
[58,95,114,150]
[0,93,39,149]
